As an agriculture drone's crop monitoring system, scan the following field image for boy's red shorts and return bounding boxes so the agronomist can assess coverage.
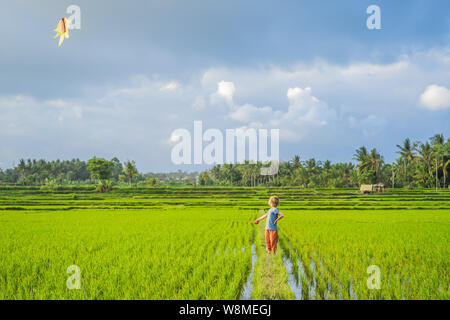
[265,229,278,253]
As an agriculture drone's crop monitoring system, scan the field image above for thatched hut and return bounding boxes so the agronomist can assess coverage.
[360,183,385,194]
[360,184,374,194]
[373,183,385,193]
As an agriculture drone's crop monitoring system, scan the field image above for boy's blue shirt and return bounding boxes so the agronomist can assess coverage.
[266,207,279,231]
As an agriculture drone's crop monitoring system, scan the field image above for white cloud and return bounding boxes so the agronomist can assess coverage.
[0,77,195,171]
[1,47,449,170]
[200,49,450,118]
[223,85,336,142]
[209,80,236,108]
[216,81,235,102]
[340,60,409,78]
[47,99,68,108]
[229,104,274,122]
[420,84,450,110]
[160,81,180,91]
[283,87,334,126]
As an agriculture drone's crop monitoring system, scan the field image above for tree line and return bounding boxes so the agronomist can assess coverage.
[0,158,198,189]
[199,134,450,190]
[1,134,449,190]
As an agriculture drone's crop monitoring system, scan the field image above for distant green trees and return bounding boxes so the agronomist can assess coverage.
[111,157,123,180]
[123,160,138,187]
[87,158,114,192]
[390,135,450,189]
[199,171,213,186]
[199,134,449,189]
[0,159,90,185]
[353,147,383,184]
[199,159,359,188]
[1,134,449,189]
[0,158,199,187]
[87,158,113,183]
[146,177,159,187]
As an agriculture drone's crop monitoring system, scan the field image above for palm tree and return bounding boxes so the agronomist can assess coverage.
[123,160,138,187]
[353,146,371,172]
[443,140,450,188]
[353,147,383,184]
[279,161,293,178]
[323,160,332,171]
[369,148,384,182]
[396,138,418,163]
[396,138,418,185]
[444,159,450,189]
[430,134,445,190]
[417,142,433,175]
[390,163,398,188]
[17,159,27,185]
[221,163,234,185]
[208,165,221,184]
[238,162,253,186]
[251,163,260,186]
[292,155,301,169]
[305,158,317,176]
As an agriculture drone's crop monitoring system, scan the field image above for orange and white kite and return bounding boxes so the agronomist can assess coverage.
[53,17,70,47]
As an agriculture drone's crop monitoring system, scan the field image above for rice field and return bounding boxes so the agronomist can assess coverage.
[0,186,449,299]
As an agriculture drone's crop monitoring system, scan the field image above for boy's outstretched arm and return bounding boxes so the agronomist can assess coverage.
[254,213,268,224]
[274,211,284,224]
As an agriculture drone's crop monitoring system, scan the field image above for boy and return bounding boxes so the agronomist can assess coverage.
[254,196,284,254]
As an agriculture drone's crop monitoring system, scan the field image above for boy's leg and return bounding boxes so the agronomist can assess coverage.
[271,231,278,254]
[265,229,272,253]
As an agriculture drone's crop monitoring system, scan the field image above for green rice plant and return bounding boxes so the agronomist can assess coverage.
[280,209,449,300]
[0,208,253,299]
[0,187,448,300]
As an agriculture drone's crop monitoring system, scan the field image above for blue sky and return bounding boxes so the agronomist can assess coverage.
[0,0,449,172]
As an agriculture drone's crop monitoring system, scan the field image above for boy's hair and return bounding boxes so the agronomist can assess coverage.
[269,196,279,207]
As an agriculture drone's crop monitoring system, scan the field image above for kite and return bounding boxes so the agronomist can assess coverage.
[53,17,70,47]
